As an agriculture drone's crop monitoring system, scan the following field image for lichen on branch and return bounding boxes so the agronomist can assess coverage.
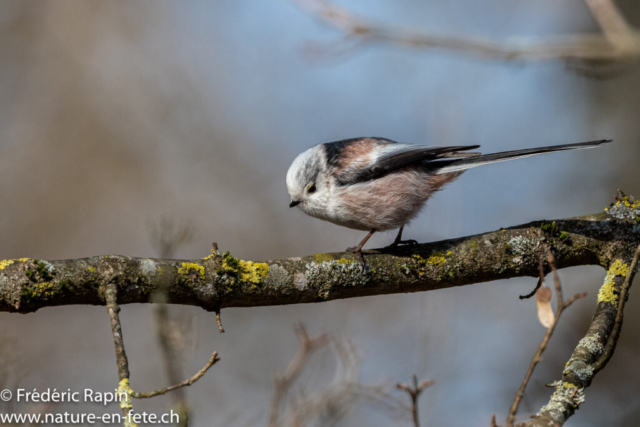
[0,198,639,314]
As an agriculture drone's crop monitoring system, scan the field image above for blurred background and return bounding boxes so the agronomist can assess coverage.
[1,0,640,425]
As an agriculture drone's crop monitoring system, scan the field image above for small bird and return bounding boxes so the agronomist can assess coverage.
[286,137,611,267]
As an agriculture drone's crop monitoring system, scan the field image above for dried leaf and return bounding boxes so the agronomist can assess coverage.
[536,287,554,328]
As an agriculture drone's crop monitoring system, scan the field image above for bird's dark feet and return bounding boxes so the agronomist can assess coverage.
[346,246,371,274]
[385,239,419,249]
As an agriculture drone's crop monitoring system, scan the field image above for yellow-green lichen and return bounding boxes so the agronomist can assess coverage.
[412,254,425,264]
[178,262,205,280]
[562,381,580,390]
[22,281,59,302]
[0,258,29,270]
[87,267,97,273]
[202,247,218,261]
[37,282,56,297]
[411,252,453,279]
[617,196,640,209]
[238,260,269,284]
[217,252,268,285]
[313,253,335,263]
[597,259,629,307]
[118,379,134,410]
[426,252,447,266]
[412,252,449,266]
[117,379,139,427]
[1,260,14,270]
[606,194,640,221]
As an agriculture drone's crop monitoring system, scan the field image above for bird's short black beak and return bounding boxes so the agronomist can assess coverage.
[289,199,300,208]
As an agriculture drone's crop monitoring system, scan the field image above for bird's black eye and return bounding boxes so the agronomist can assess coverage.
[307,184,316,194]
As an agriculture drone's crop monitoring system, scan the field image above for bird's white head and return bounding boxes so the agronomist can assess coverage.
[286,145,328,211]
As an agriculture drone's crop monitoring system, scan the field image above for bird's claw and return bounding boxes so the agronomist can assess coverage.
[385,239,419,249]
[360,261,372,275]
[345,246,371,274]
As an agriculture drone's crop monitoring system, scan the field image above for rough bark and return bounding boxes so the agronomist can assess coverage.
[0,211,638,314]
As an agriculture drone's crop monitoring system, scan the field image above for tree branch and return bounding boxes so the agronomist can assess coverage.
[522,242,640,426]
[104,282,220,426]
[592,244,640,372]
[104,283,135,426]
[131,351,219,399]
[396,375,435,427]
[295,0,640,76]
[0,209,637,314]
[505,249,586,427]
[268,324,328,427]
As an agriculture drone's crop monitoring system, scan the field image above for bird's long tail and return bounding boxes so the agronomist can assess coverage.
[432,139,612,175]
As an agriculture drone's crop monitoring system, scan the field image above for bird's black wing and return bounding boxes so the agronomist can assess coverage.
[335,143,480,186]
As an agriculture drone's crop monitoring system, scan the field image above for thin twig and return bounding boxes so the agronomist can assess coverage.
[547,250,564,314]
[505,249,587,427]
[105,284,130,381]
[132,351,220,398]
[583,0,633,41]
[149,218,195,426]
[215,309,225,333]
[519,259,546,299]
[154,302,190,426]
[268,324,328,427]
[104,283,133,422]
[592,244,640,372]
[396,374,434,427]
[519,277,542,300]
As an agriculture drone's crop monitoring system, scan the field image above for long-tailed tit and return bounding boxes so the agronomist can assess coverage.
[286,137,611,267]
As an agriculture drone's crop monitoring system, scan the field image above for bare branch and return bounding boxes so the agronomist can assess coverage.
[396,374,435,427]
[591,243,640,372]
[505,249,586,427]
[295,0,640,72]
[272,327,405,427]
[153,302,191,425]
[583,0,633,41]
[105,281,219,427]
[215,309,225,333]
[149,216,196,426]
[132,351,220,399]
[269,324,328,427]
[148,217,194,259]
[104,283,134,422]
[522,239,640,425]
[520,259,546,300]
